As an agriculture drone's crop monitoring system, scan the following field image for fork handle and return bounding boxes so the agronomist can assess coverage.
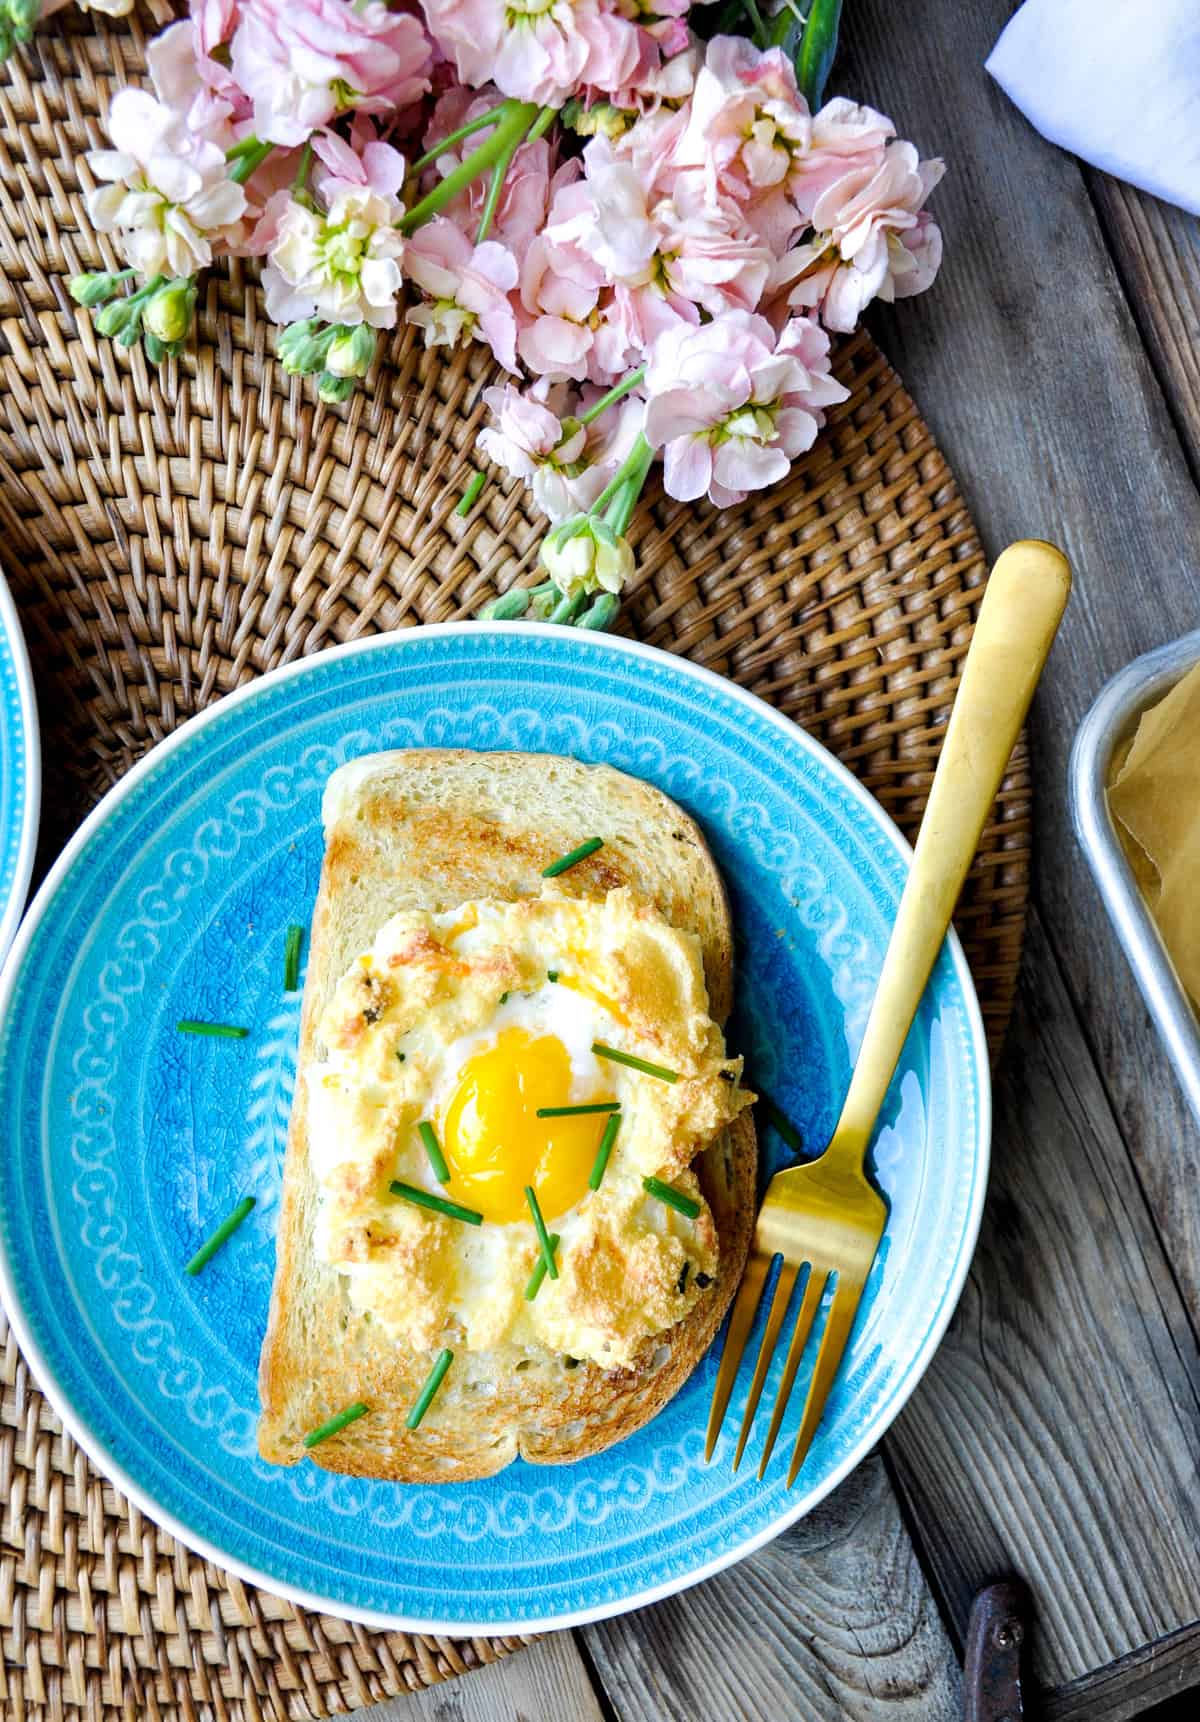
[831,540,1071,1162]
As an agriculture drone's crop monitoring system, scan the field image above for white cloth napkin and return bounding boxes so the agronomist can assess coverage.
[986,0,1200,216]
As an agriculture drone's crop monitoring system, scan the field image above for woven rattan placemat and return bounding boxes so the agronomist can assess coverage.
[0,9,1029,1718]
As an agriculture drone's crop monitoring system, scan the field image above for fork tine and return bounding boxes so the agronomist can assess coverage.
[704,1250,770,1462]
[757,1267,825,1479]
[786,1280,860,1488]
[732,1261,798,1471]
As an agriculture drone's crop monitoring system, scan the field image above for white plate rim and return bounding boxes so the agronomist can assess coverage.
[0,621,991,1635]
[0,566,40,964]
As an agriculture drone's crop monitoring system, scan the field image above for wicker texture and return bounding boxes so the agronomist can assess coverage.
[0,7,1029,1717]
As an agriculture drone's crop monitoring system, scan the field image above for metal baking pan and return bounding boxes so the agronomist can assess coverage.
[1070,628,1200,1130]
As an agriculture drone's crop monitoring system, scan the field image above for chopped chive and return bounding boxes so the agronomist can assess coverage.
[524,1185,558,1278]
[304,1400,368,1449]
[389,1180,483,1226]
[417,1120,451,1184]
[643,1176,701,1220]
[185,1196,256,1275]
[755,1090,803,1154]
[283,924,304,992]
[406,1348,454,1429]
[587,1112,621,1192]
[546,969,559,982]
[537,1100,620,1118]
[542,836,604,878]
[592,1042,679,1083]
[455,471,486,516]
[524,1230,561,1301]
[499,991,510,1005]
[177,1019,248,1039]
[396,1049,406,1063]
[677,1260,691,1295]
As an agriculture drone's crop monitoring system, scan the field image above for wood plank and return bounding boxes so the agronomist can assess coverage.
[885,909,1200,1692]
[580,1456,963,1722]
[839,0,1200,1696]
[1042,1618,1200,1722]
[356,1635,605,1721]
[1087,174,1200,481]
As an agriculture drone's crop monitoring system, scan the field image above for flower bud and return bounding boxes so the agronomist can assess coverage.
[95,296,139,340]
[528,583,560,621]
[480,588,531,622]
[560,99,632,141]
[143,276,197,345]
[324,324,376,379]
[278,318,330,376]
[579,591,620,631]
[69,269,132,308]
[540,515,634,601]
[317,370,356,404]
[1,0,39,51]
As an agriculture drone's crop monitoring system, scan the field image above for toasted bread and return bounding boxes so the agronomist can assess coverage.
[257,750,757,1481]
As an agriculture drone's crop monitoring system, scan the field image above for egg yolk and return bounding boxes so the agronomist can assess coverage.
[441,1027,612,1224]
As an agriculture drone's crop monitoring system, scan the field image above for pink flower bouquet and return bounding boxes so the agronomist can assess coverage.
[54,0,944,628]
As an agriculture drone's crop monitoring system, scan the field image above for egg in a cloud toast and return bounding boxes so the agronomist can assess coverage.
[258,750,758,1481]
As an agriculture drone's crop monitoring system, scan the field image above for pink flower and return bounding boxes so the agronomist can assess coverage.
[654,177,772,314]
[478,382,644,519]
[86,88,248,277]
[261,169,407,326]
[679,36,811,196]
[186,0,250,117]
[405,218,521,373]
[230,0,432,147]
[643,310,848,508]
[312,121,408,202]
[790,96,897,219]
[518,234,603,380]
[145,19,241,145]
[775,140,944,332]
[546,137,772,319]
[425,0,652,108]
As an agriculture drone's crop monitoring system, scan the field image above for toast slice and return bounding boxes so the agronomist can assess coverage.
[258,749,757,1481]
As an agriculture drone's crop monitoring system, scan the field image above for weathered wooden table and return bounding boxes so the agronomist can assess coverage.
[356,2,1200,1718]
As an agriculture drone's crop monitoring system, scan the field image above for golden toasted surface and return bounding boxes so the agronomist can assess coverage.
[257,750,757,1481]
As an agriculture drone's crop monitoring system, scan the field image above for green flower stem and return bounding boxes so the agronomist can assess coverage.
[591,432,655,536]
[740,0,770,49]
[475,154,510,247]
[291,139,313,196]
[128,273,167,307]
[227,137,274,185]
[579,591,621,630]
[524,104,558,148]
[548,588,590,626]
[400,100,538,235]
[474,105,555,243]
[578,365,646,427]
[408,103,509,176]
[455,470,487,515]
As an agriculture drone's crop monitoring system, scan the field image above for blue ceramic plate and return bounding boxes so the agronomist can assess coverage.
[0,568,38,962]
[0,625,988,1633]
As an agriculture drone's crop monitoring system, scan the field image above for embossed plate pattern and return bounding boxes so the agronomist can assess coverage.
[0,566,38,962]
[0,625,988,1633]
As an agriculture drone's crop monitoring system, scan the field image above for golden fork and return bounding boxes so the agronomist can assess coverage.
[707,539,1072,1486]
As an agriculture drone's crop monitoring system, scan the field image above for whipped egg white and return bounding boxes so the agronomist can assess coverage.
[306,887,751,1367]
